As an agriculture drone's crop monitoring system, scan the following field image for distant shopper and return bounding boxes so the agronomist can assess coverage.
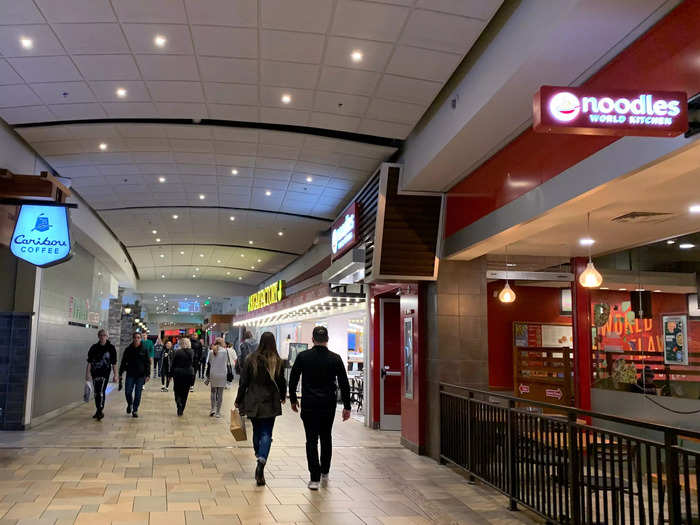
[206,337,231,418]
[86,329,117,420]
[170,337,195,416]
[289,326,351,490]
[118,332,151,418]
[235,332,287,487]
[235,331,255,375]
[153,337,164,379]
[161,340,174,392]
[199,338,207,378]
[191,335,203,388]
[141,335,155,379]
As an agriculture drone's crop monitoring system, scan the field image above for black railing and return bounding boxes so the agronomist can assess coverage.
[440,384,700,525]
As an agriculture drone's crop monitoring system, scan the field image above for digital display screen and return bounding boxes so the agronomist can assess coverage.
[178,301,201,313]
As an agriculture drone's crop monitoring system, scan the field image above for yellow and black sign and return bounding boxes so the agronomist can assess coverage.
[248,280,285,312]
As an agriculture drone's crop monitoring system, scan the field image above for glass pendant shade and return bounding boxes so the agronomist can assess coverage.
[579,261,603,288]
[498,281,516,303]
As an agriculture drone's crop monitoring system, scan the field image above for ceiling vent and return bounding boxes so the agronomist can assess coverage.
[611,211,673,224]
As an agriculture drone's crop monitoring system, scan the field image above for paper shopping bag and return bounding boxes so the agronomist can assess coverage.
[230,408,247,441]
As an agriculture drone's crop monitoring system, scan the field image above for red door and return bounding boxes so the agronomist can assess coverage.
[380,299,401,430]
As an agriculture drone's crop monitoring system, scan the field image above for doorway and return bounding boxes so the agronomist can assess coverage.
[379,298,401,430]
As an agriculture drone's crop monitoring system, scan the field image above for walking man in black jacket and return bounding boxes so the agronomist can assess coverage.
[86,329,117,420]
[289,326,351,490]
[119,332,151,418]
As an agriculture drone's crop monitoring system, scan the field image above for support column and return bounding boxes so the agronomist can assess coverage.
[571,257,592,411]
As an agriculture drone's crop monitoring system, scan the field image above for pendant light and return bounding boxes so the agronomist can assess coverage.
[579,212,603,288]
[499,245,516,303]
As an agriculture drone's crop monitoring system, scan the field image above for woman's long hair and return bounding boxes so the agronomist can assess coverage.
[249,332,281,378]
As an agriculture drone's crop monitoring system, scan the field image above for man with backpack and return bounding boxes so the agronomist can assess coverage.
[235,331,255,376]
[86,329,117,420]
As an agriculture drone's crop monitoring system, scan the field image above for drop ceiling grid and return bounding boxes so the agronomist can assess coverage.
[0,0,502,137]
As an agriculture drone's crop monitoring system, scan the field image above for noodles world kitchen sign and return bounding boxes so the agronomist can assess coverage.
[533,86,687,137]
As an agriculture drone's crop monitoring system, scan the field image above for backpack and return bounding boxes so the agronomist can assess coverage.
[235,341,252,375]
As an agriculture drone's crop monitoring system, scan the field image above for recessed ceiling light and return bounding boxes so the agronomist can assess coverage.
[192,274,196,278]
[159,254,165,258]
[679,243,695,249]
[257,259,261,263]
[238,276,242,280]
[350,50,363,62]
[199,194,205,200]
[116,87,127,98]
[229,216,235,221]
[161,274,165,278]
[281,93,292,104]
[179,251,185,255]
[99,143,107,151]
[199,253,204,257]
[635,288,646,292]
[155,238,160,242]
[278,231,284,236]
[217,259,221,263]
[689,204,700,213]
[172,214,178,219]
[154,34,167,47]
[579,237,595,246]
[20,37,33,50]
[195,267,199,271]
[231,168,238,175]
[158,176,166,183]
[226,271,231,275]
[619,288,627,291]
[152,230,157,234]
[251,266,255,270]
[306,176,313,183]
[248,240,254,245]
[265,190,271,196]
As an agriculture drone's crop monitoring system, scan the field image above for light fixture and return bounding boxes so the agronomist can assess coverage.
[159,253,165,258]
[229,216,235,221]
[135,318,140,323]
[498,245,516,303]
[667,240,676,245]
[154,34,167,47]
[679,243,695,249]
[281,93,291,104]
[257,258,261,263]
[192,274,196,278]
[152,229,157,234]
[231,168,238,175]
[238,276,242,280]
[20,37,33,50]
[161,274,165,278]
[180,250,185,255]
[278,231,284,236]
[306,176,313,183]
[159,177,166,183]
[251,266,255,270]
[265,190,271,196]
[195,267,199,271]
[116,87,127,98]
[155,238,161,242]
[217,259,221,263]
[689,204,700,213]
[240,254,245,258]
[199,194,205,200]
[199,253,204,257]
[124,306,132,315]
[172,214,178,219]
[226,271,231,275]
[619,288,627,291]
[579,237,595,246]
[653,289,662,292]
[350,50,363,63]
[578,212,603,288]
[99,143,107,151]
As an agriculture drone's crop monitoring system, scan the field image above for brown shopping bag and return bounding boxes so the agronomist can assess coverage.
[230,408,247,441]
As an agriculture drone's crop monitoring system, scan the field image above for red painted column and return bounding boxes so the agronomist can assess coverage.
[571,257,593,411]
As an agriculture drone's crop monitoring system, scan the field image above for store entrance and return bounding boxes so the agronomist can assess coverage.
[380,298,401,430]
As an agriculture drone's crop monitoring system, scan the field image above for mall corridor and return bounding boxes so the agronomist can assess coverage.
[0,381,536,525]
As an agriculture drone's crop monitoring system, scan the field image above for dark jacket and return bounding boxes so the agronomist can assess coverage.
[87,341,117,377]
[191,339,203,363]
[119,343,151,378]
[169,348,195,384]
[235,353,287,419]
[289,345,351,411]
[161,346,173,376]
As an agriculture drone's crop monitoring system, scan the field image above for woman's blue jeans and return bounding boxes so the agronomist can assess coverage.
[251,417,276,463]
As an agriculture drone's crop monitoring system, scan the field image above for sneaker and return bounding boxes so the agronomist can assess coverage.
[255,461,266,486]
[190,387,194,392]
[126,404,132,414]
[209,411,215,417]
[164,387,168,392]
[97,411,104,421]
[92,411,99,419]
[321,473,329,486]
[161,386,167,392]
[215,413,221,418]
[308,480,320,491]
[132,412,138,418]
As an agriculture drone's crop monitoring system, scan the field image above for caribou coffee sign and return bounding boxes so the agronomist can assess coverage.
[10,204,71,267]
[533,86,687,137]
[331,202,358,260]
[248,280,285,312]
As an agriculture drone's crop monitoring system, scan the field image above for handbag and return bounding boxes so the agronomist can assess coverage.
[230,408,247,441]
[225,349,234,382]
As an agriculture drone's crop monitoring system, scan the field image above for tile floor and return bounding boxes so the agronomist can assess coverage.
[0,379,539,524]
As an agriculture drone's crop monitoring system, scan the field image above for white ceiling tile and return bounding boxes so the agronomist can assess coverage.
[122,24,194,54]
[36,0,116,22]
[339,153,378,170]
[260,60,319,89]
[52,23,129,54]
[359,118,412,138]
[326,177,355,189]
[30,82,96,105]
[215,154,256,167]
[415,0,502,21]
[260,30,324,64]
[313,91,368,116]
[375,74,442,105]
[261,0,333,33]
[125,137,169,151]
[294,161,335,176]
[16,126,72,142]
[185,0,258,26]
[73,54,141,80]
[166,125,212,139]
[49,102,106,119]
[191,26,258,58]
[317,67,379,95]
[331,0,409,41]
[102,102,158,117]
[169,139,213,153]
[309,112,360,133]
[197,57,258,84]
[256,157,295,170]
[259,130,304,147]
[207,103,259,122]
[203,82,258,105]
[147,81,204,102]
[136,55,200,81]
[257,143,299,160]
[112,0,187,23]
[156,102,207,118]
[90,80,151,102]
[214,141,258,155]
[0,25,64,57]
[0,59,23,85]
[0,1,45,24]
[323,37,393,71]
[0,84,42,107]
[288,181,323,195]
[174,151,215,164]
[65,123,120,139]
[386,46,462,81]
[297,148,340,165]
[8,56,81,83]
[401,9,485,53]
[261,86,314,110]
[252,178,288,190]
[260,107,309,126]
[366,98,424,124]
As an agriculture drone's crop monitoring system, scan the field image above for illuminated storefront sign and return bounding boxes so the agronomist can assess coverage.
[10,204,71,267]
[331,202,358,260]
[248,280,285,312]
[533,86,687,137]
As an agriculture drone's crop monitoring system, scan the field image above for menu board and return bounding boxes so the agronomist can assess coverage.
[514,323,542,347]
[663,315,688,365]
[514,322,572,348]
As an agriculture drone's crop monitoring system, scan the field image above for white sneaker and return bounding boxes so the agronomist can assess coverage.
[307,480,320,491]
[209,411,215,417]
[320,474,329,486]
[215,413,221,418]
[190,387,194,392]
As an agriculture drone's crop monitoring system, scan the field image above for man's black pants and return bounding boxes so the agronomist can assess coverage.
[301,407,336,482]
[93,376,109,413]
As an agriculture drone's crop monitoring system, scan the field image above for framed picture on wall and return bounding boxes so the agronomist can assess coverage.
[663,315,688,365]
[560,288,573,315]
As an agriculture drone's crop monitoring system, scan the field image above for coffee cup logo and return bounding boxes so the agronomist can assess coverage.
[549,92,580,122]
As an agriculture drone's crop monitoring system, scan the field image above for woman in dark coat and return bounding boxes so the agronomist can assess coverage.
[235,332,287,486]
[160,340,173,391]
[168,337,195,416]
